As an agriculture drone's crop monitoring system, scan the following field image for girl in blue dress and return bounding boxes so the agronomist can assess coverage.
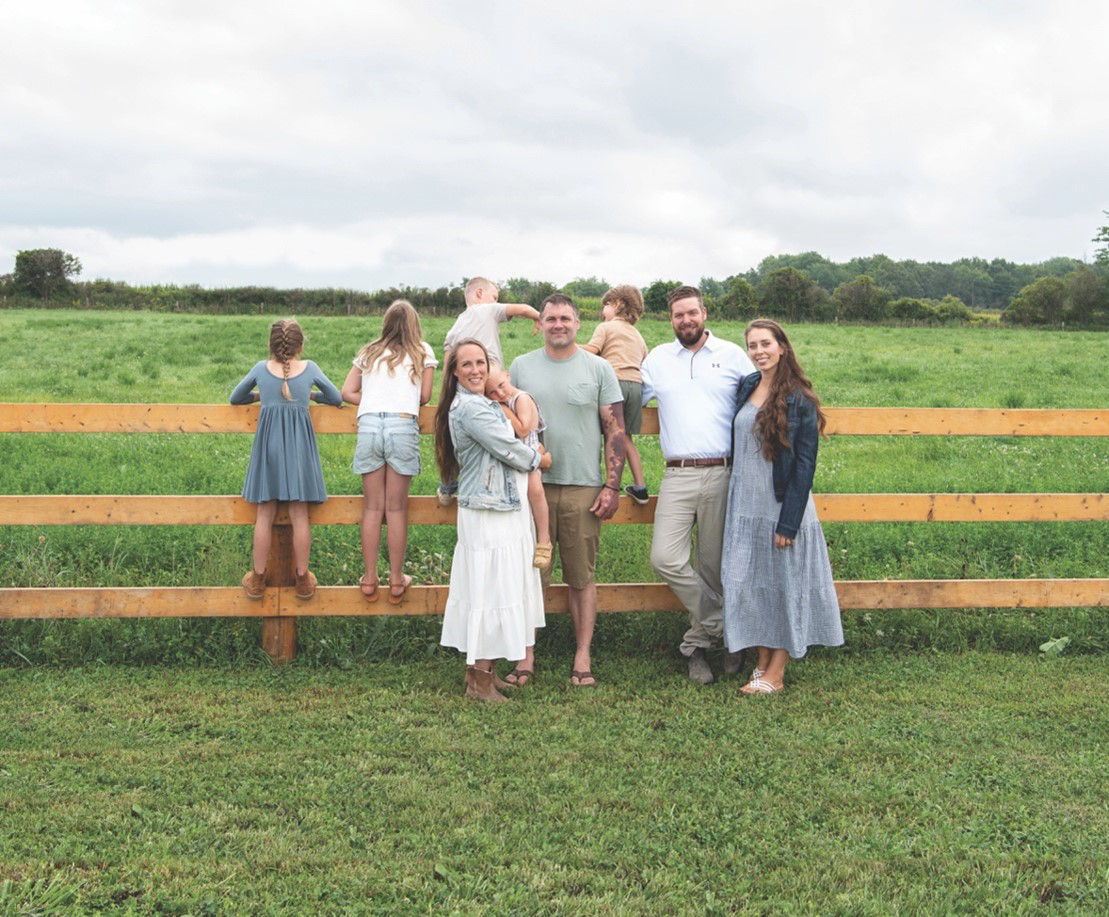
[230,319,343,600]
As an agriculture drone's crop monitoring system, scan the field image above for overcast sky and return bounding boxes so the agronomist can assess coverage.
[2,1,1106,290]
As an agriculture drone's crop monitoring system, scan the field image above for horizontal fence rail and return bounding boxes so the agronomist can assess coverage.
[3,581,1106,620]
[1,493,1106,526]
[1,403,1107,436]
[1,402,1105,662]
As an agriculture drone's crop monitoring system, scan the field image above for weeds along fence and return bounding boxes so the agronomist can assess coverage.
[1,403,1106,662]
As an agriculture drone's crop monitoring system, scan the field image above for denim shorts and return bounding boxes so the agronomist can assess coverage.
[353,412,420,476]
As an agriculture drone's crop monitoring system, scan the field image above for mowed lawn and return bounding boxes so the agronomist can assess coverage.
[1,310,1107,912]
[2,653,1107,914]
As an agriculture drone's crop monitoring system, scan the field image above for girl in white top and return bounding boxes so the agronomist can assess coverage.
[342,300,437,604]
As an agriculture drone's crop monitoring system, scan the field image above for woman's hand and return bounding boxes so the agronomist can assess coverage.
[774,533,794,549]
[538,444,553,470]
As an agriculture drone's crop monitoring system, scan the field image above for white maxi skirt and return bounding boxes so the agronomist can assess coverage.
[440,470,546,664]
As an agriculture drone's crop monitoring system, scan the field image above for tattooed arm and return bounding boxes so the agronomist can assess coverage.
[589,400,627,520]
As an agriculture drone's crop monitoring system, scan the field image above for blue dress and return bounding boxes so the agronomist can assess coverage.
[230,360,343,504]
[721,401,843,658]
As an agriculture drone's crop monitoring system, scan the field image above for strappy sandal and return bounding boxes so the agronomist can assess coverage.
[388,573,412,605]
[742,675,781,694]
[359,575,379,602]
[532,542,553,570]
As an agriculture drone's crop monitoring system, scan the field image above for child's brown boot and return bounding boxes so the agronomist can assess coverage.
[242,569,266,600]
[294,569,318,600]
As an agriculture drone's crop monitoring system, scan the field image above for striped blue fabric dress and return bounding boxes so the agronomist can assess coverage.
[230,360,342,504]
[721,401,843,659]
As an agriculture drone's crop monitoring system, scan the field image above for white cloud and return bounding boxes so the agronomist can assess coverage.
[2,0,1107,288]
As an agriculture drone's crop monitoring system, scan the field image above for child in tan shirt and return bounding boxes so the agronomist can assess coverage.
[583,284,650,504]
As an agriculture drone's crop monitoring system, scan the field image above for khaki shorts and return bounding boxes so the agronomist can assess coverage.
[619,379,643,435]
[543,484,601,589]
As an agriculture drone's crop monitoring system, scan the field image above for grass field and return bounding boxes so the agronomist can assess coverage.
[2,654,1107,914]
[1,310,1107,912]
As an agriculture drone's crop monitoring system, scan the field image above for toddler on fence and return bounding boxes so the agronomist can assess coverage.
[484,367,553,570]
[230,319,343,601]
[583,284,650,504]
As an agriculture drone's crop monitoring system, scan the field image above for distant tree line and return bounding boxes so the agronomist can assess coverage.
[4,227,1108,327]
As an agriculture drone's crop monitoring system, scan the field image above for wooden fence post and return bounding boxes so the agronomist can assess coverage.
[260,513,297,663]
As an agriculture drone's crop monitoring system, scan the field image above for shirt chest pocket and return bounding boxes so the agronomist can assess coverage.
[565,382,596,406]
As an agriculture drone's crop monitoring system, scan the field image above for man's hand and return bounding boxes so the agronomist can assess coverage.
[538,444,553,470]
[590,486,619,520]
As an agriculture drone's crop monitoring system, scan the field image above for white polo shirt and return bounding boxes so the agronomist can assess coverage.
[641,331,755,461]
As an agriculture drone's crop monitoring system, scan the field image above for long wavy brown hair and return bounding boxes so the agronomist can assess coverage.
[433,338,490,485]
[746,319,826,460]
[354,299,426,383]
[268,319,304,401]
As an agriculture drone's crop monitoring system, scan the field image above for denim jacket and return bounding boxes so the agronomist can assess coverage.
[449,388,541,511]
[734,372,820,539]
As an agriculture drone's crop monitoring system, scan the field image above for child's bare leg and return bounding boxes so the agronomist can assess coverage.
[625,434,645,488]
[528,470,552,571]
[383,466,413,589]
[251,501,278,573]
[360,468,386,583]
[528,470,549,544]
[287,501,311,575]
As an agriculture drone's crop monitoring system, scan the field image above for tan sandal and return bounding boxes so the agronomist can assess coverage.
[359,575,379,601]
[532,542,553,570]
[388,573,412,605]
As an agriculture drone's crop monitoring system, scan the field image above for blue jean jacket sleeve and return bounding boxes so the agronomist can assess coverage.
[459,397,540,473]
[776,395,819,538]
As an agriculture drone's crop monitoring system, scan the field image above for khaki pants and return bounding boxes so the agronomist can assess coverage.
[649,465,730,656]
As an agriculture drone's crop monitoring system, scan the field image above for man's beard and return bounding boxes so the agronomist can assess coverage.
[675,324,705,347]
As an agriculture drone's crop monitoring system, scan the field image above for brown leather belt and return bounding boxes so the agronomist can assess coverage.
[665,457,731,468]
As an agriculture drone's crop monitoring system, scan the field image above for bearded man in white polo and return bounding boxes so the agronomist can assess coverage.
[641,284,755,684]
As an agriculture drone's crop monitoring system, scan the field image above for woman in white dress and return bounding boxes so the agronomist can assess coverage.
[434,339,545,701]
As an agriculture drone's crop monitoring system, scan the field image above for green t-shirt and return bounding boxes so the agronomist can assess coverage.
[510,347,622,486]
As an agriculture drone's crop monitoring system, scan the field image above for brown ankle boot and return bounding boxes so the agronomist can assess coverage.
[294,569,317,600]
[242,569,266,600]
[465,666,508,702]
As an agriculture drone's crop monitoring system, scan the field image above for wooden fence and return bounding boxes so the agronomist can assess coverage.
[1,402,1106,662]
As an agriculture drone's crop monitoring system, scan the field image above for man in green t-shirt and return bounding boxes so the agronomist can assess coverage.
[510,293,626,688]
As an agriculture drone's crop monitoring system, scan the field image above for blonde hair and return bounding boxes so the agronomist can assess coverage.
[354,300,426,384]
[602,284,645,324]
[464,276,499,302]
[269,319,304,401]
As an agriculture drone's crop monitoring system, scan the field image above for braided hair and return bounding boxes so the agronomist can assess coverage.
[268,319,305,401]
